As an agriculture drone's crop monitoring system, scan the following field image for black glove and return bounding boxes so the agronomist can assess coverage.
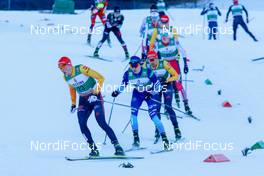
[145,92,152,100]
[70,104,77,113]
[112,91,120,97]
[184,64,189,74]
[225,19,228,23]
[246,18,249,23]
[183,57,189,74]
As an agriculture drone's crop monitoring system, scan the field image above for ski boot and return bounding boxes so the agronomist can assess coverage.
[183,100,192,115]
[161,133,170,150]
[132,131,140,148]
[113,142,125,156]
[153,128,160,144]
[93,48,99,58]
[87,34,91,45]
[174,127,182,142]
[89,143,99,157]
[174,91,180,108]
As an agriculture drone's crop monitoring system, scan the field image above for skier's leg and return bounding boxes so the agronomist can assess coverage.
[153,92,162,142]
[208,22,213,40]
[87,14,97,44]
[94,27,110,57]
[93,93,124,155]
[146,95,170,149]
[233,20,239,41]
[240,20,257,41]
[130,89,144,147]
[77,96,98,155]
[113,27,129,58]
[163,84,182,140]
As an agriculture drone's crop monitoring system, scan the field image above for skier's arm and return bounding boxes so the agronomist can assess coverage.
[164,61,179,82]
[242,5,249,18]
[80,65,105,95]
[115,71,129,93]
[200,8,208,15]
[117,15,124,28]
[225,6,232,21]
[149,28,158,51]
[216,7,222,16]
[69,85,77,105]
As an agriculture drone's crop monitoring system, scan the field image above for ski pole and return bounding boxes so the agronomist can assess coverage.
[121,119,130,134]
[102,99,182,118]
[103,97,116,145]
[150,98,201,121]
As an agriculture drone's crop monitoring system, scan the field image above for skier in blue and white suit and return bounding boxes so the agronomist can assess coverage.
[111,56,170,150]
[201,3,221,40]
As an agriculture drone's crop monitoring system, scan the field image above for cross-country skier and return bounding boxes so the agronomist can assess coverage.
[87,0,111,45]
[225,0,258,41]
[58,56,125,156]
[149,14,192,115]
[201,2,221,40]
[146,50,182,143]
[111,56,170,150]
[93,6,129,59]
[139,4,160,61]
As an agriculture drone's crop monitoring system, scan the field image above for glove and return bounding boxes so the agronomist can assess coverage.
[112,91,120,97]
[145,92,152,101]
[225,19,228,23]
[183,57,189,74]
[184,64,189,74]
[70,105,77,113]
[246,18,249,23]
[88,95,97,103]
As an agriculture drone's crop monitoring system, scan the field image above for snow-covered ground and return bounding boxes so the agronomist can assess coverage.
[0,3,263,176]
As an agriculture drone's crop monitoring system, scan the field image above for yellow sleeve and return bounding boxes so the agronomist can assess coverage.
[69,85,76,105]
[80,65,105,95]
[164,61,179,83]
[149,28,158,51]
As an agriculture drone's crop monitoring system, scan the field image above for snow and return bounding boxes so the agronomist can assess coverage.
[0,3,264,176]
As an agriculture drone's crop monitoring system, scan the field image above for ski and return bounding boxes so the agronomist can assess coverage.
[252,57,264,62]
[150,148,173,155]
[125,147,147,152]
[85,55,113,62]
[65,155,144,161]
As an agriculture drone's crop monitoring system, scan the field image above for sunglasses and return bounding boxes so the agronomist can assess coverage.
[130,62,139,68]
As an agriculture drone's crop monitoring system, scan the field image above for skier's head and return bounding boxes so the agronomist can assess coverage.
[150,4,159,19]
[233,0,239,5]
[114,6,121,16]
[147,50,159,67]
[159,11,166,17]
[129,56,141,73]
[209,3,214,9]
[161,33,170,46]
[58,56,73,75]
[159,14,169,28]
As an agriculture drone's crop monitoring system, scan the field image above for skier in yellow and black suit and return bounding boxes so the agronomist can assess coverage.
[58,56,124,157]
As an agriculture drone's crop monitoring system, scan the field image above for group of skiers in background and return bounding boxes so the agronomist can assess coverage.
[58,0,258,157]
[201,0,257,41]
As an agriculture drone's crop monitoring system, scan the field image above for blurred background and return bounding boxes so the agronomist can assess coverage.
[0,0,202,10]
